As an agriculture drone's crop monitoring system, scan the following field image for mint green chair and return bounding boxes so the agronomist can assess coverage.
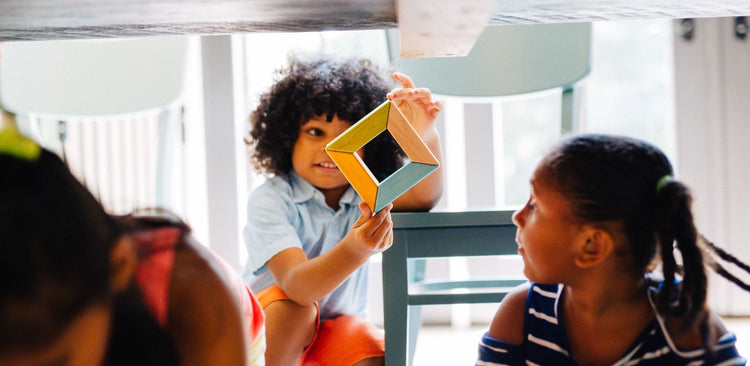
[387,22,592,133]
[383,210,524,366]
[382,23,592,366]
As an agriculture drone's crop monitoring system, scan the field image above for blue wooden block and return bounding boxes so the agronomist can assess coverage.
[374,162,439,213]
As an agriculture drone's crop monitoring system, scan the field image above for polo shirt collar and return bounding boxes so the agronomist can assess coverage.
[289,170,315,203]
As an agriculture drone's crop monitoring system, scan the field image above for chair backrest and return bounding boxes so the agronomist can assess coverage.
[387,23,592,97]
[0,36,188,119]
[388,23,591,135]
[385,23,592,214]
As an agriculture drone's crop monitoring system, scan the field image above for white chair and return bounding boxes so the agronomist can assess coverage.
[0,36,188,210]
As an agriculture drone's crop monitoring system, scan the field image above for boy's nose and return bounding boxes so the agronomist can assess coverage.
[321,136,337,150]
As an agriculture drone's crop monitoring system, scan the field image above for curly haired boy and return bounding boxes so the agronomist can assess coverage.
[242,57,444,365]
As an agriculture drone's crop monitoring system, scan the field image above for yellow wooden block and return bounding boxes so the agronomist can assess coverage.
[326,101,389,153]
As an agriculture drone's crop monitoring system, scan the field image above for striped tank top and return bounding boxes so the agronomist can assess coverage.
[477,283,745,366]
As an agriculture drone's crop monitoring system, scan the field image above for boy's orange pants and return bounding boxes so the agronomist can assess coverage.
[257,285,385,366]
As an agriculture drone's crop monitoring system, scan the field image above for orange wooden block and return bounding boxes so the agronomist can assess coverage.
[327,150,378,207]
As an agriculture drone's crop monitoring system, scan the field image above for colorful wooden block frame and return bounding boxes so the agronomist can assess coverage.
[326,100,439,213]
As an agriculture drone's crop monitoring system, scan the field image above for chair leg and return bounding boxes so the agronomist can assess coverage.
[155,105,181,210]
[406,259,426,366]
[561,86,579,134]
[383,232,410,366]
[407,305,422,366]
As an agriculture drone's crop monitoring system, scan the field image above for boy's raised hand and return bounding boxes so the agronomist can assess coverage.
[384,72,445,211]
[387,72,443,137]
[342,202,394,259]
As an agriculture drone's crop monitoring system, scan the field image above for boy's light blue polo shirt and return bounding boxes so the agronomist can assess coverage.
[242,171,368,321]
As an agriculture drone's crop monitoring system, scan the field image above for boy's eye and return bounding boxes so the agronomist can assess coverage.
[306,128,323,136]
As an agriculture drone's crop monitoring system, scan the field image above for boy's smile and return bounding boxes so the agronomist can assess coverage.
[292,114,361,208]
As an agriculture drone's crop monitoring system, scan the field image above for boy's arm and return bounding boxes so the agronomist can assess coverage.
[387,72,445,211]
[266,203,393,305]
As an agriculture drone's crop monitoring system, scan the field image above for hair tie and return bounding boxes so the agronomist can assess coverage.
[0,126,41,162]
[656,175,672,193]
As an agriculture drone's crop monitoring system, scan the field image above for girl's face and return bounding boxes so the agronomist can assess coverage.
[292,114,359,205]
[0,305,111,366]
[512,168,586,284]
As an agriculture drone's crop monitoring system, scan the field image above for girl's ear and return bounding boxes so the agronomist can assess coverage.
[110,237,137,293]
[574,228,614,269]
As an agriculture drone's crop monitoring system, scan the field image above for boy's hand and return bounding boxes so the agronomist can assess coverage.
[387,72,443,139]
[342,202,394,259]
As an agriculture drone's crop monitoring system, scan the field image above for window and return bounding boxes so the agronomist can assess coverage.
[240,20,676,326]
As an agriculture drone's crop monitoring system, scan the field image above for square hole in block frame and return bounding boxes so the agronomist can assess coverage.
[362,129,408,181]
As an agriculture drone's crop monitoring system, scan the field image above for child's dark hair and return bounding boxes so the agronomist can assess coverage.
[247,57,404,180]
[0,149,178,365]
[540,134,750,352]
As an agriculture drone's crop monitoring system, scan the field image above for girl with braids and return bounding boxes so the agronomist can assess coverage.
[478,134,746,365]
[242,57,444,366]
[0,126,265,366]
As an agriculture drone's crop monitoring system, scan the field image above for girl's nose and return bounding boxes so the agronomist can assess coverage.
[511,208,523,227]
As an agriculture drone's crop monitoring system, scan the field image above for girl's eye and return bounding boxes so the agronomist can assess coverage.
[526,198,535,210]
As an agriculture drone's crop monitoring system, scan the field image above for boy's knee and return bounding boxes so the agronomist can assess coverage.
[264,299,317,335]
[263,300,317,365]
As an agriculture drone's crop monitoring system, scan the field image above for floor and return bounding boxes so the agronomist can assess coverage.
[413,325,486,365]
[414,318,750,365]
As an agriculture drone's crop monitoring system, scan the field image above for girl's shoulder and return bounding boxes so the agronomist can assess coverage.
[646,277,736,355]
[487,282,532,345]
[664,309,730,351]
[167,234,249,364]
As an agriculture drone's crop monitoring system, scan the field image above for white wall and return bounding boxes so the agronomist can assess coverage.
[674,17,750,315]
